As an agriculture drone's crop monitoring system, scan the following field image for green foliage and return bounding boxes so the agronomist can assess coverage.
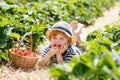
[0,1,47,64]
[49,20,120,80]
[0,0,120,64]
[87,20,120,52]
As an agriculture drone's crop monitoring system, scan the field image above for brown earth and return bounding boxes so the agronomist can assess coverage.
[80,2,120,41]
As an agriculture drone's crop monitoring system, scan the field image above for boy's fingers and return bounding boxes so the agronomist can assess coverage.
[62,42,67,51]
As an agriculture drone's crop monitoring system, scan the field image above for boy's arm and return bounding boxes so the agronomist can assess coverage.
[56,42,68,63]
[37,51,54,67]
[56,54,64,63]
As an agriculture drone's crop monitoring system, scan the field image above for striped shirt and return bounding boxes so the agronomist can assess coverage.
[40,44,83,63]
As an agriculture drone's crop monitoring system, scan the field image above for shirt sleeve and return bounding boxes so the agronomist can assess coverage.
[63,45,83,63]
[39,44,51,60]
[72,45,84,55]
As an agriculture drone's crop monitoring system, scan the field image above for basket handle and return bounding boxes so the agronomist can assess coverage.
[16,32,33,55]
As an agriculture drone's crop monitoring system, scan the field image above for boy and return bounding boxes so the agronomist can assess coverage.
[37,21,84,67]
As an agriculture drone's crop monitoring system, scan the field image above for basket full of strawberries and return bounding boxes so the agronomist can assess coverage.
[9,32,39,69]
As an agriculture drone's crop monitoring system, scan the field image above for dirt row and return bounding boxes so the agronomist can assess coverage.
[80,2,120,41]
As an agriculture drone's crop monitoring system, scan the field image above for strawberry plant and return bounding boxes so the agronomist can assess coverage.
[0,1,47,65]
[49,20,120,80]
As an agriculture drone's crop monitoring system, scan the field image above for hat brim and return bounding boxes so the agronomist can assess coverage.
[46,29,75,44]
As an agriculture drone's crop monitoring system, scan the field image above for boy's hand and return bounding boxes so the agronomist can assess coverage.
[49,44,59,56]
[56,42,68,63]
[57,42,68,55]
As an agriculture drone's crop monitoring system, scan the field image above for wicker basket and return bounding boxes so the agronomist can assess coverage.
[9,32,39,69]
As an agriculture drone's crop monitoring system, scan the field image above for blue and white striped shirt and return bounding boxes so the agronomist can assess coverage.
[40,44,83,63]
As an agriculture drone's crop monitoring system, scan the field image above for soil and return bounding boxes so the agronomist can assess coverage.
[0,2,120,80]
[80,2,120,41]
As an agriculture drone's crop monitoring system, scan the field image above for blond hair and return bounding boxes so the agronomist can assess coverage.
[49,30,72,45]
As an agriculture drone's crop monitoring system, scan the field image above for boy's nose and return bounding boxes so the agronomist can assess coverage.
[55,39,60,42]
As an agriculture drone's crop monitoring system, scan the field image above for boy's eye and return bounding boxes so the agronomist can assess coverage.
[60,37,62,39]
[52,37,56,39]
[60,38,64,40]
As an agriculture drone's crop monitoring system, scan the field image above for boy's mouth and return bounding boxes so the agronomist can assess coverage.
[53,44,61,48]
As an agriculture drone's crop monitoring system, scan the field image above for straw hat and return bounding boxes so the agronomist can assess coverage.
[46,21,74,44]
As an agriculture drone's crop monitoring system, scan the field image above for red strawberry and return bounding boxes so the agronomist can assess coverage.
[53,44,56,47]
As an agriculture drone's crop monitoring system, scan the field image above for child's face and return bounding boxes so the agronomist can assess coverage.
[50,32,68,50]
